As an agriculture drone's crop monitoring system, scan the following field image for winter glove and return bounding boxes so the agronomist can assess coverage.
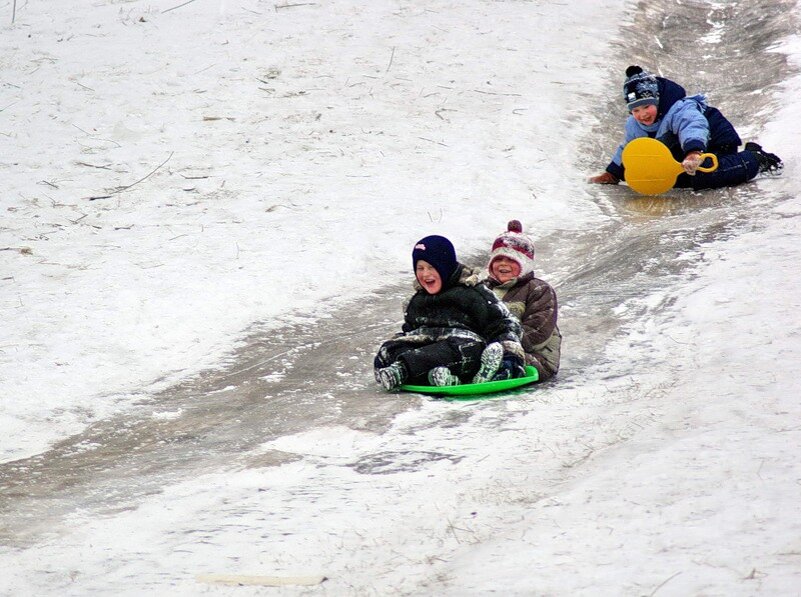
[681,151,703,175]
[491,356,526,381]
[588,171,619,184]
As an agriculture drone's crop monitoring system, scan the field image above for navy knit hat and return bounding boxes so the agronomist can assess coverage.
[623,65,659,110]
[412,235,458,282]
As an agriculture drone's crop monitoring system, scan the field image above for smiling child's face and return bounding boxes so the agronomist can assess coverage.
[631,103,658,125]
[416,260,443,294]
[490,256,521,283]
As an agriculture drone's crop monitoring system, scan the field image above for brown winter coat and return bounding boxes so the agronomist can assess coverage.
[485,272,561,380]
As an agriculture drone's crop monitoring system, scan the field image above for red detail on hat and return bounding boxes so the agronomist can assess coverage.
[491,236,534,259]
[507,220,523,233]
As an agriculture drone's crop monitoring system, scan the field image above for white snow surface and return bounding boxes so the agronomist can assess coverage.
[2,1,801,595]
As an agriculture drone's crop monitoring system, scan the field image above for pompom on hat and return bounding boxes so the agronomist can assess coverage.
[488,220,535,278]
[412,235,458,283]
[623,65,659,111]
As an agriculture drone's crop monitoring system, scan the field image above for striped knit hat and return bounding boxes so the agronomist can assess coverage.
[488,220,535,277]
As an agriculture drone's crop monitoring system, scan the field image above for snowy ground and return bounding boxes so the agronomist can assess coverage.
[2,0,801,595]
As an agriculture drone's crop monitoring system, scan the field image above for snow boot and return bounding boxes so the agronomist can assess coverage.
[428,366,460,387]
[471,342,504,384]
[377,361,407,391]
[745,142,783,176]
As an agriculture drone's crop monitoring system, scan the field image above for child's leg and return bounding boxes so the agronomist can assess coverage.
[374,340,401,370]
[374,339,418,389]
[374,338,427,370]
[396,337,485,383]
[673,152,760,189]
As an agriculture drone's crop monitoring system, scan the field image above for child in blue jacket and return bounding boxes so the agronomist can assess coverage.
[589,66,782,190]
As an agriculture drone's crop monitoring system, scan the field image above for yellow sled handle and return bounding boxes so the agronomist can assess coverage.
[696,153,718,173]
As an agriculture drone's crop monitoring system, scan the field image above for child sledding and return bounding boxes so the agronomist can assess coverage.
[374,226,560,394]
[373,235,526,392]
[589,65,782,191]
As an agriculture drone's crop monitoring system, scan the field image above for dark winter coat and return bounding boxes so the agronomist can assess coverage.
[374,265,525,383]
[401,265,525,361]
[485,272,561,381]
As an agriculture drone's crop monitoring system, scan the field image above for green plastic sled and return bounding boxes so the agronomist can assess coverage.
[399,365,539,398]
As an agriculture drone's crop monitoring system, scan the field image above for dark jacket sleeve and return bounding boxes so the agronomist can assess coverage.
[606,160,625,180]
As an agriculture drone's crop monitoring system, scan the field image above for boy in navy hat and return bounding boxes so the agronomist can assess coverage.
[374,235,526,390]
[589,65,782,190]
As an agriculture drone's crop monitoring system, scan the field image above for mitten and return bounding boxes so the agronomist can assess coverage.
[588,171,619,184]
[681,151,703,175]
[491,356,526,381]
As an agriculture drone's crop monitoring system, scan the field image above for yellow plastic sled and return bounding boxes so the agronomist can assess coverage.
[621,137,718,195]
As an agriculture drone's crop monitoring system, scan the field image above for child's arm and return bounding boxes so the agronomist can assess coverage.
[478,286,526,361]
[589,116,647,183]
[588,171,619,184]
[520,282,558,347]
[661,97,709,155]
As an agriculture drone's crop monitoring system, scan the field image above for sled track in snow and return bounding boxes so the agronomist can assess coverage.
[0,0,796,547]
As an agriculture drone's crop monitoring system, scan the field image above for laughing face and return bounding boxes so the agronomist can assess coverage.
[490,256,521,284]
[631,103,658,126]
[415,260,443,294]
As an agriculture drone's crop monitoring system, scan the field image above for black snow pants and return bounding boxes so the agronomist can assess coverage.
[374,329,486,385]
